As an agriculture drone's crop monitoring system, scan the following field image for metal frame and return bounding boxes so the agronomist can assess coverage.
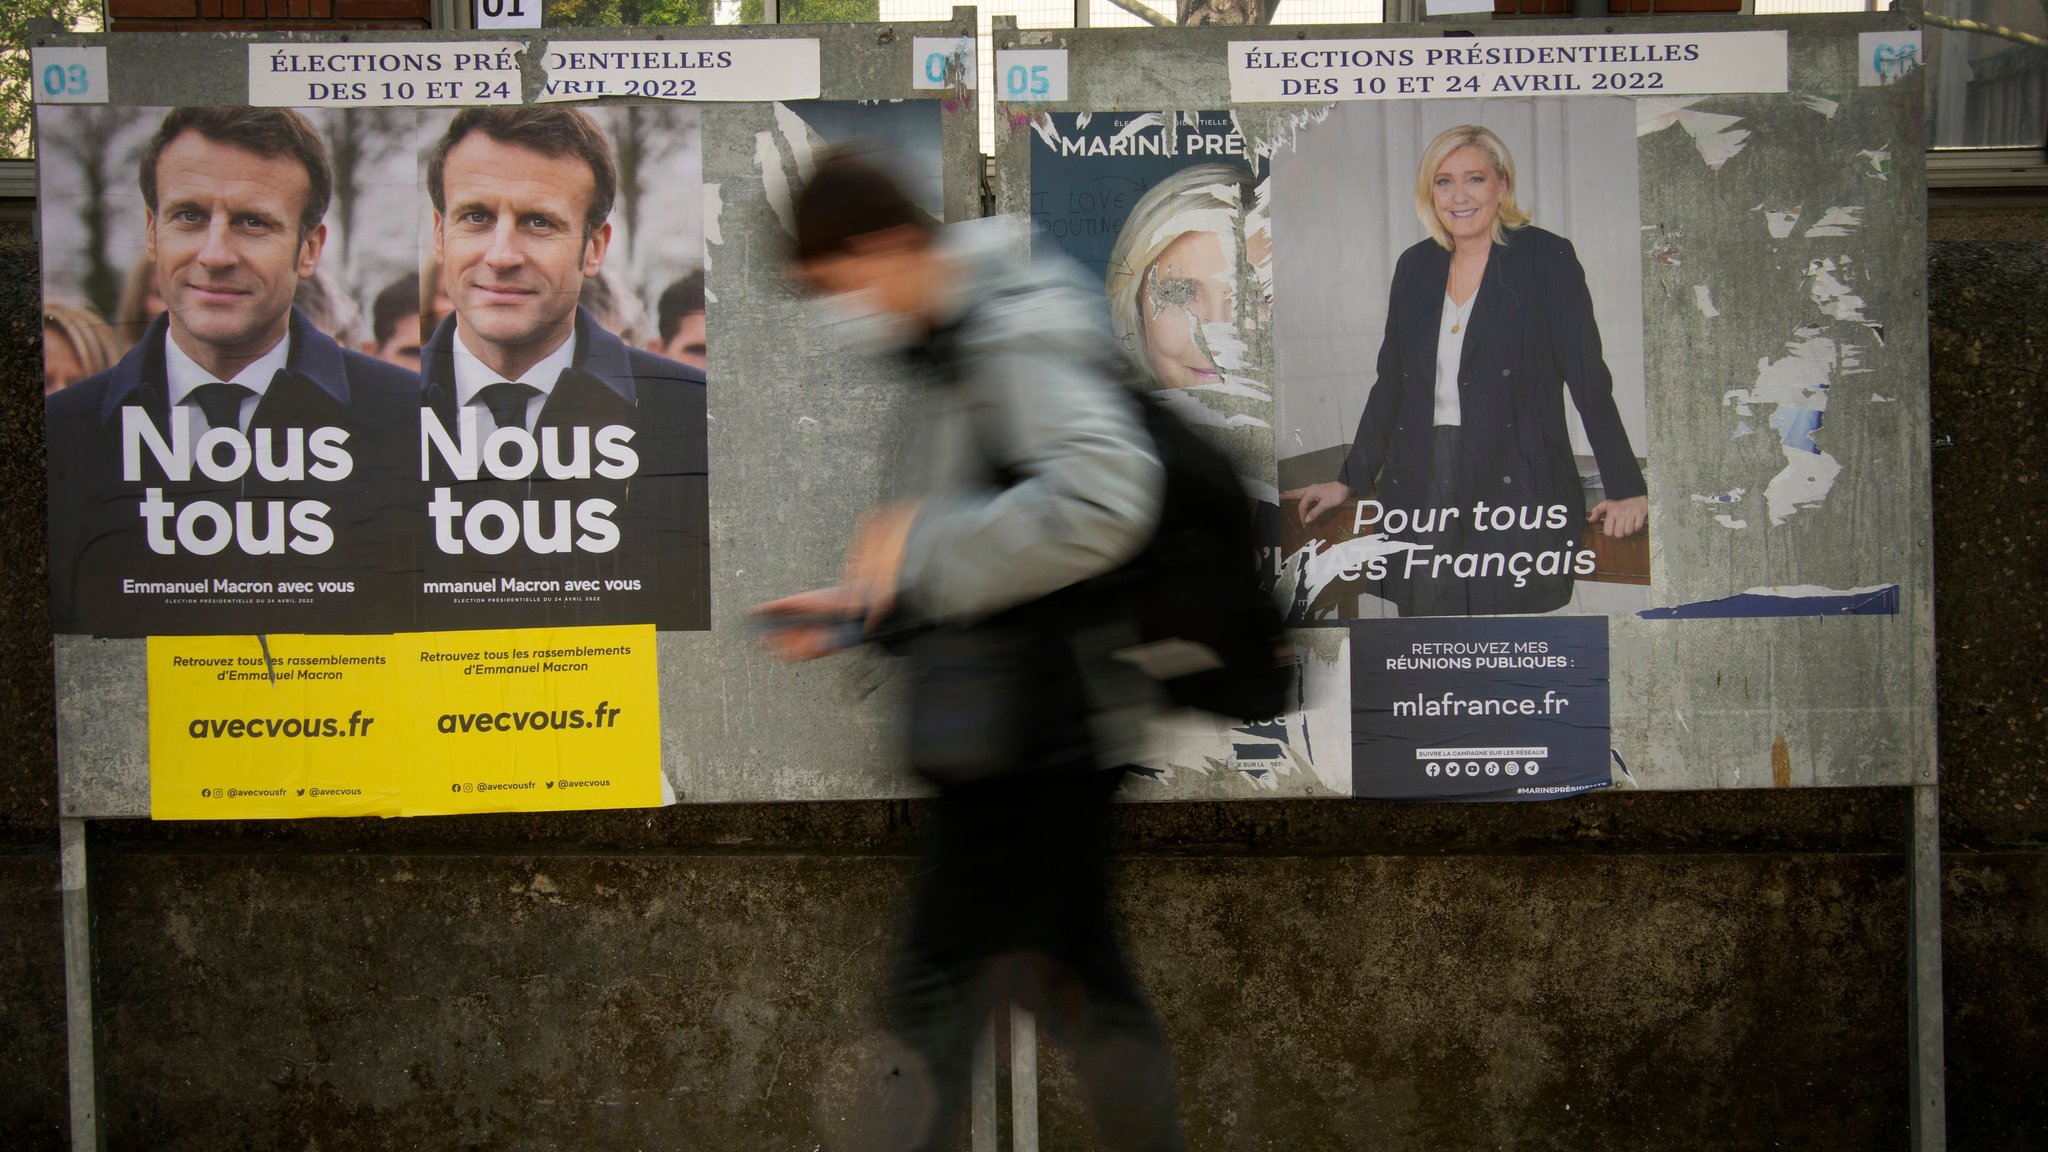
[62,819,104,1152]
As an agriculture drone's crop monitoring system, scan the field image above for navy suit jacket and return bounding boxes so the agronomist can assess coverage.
[1338,226,1647,615]
[45,309,420,636]
[416,306,709,631]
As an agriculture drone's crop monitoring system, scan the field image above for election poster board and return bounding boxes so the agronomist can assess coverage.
[998,15,1935,801]
[37,25,971,819]
[39,16,1932,814]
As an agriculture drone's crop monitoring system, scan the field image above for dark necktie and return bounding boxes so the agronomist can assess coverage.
[476,381,539,431]
[189,382,254,431]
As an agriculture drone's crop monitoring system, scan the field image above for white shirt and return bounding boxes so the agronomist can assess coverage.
[165,327,291,435]
[451,325,578,434]
[1434,292,1474,428]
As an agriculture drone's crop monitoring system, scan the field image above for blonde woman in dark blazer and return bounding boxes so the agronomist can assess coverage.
[1285,124,1646,616]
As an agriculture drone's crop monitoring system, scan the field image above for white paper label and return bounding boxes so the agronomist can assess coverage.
[912,35,974,90]
[1858,30,1921,87]
[474,0,542,29]
[537,39,821,102]
[1425,0,1496,15]
[994,48,1068,105]
[1229,31,1788,103]
[249,43,525,107]
[31,46,108,105]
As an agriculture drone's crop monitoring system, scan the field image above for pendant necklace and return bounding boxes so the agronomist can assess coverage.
[1450,264,1477,335]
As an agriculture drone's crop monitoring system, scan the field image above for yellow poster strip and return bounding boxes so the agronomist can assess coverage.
[396,624,664,816]
[147,624,665,819]
[149,635,402,819]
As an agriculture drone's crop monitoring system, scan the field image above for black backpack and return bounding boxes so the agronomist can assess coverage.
[922,311,1295,725]
[1102,391,1295,722]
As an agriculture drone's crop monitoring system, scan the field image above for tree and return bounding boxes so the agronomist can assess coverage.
[1177,0,1278,25]
[0,0,104,158]
[545,0,716,26]
[738,0,877,21]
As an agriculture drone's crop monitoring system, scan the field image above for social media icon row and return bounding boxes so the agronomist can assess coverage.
[1424,760,1540,778]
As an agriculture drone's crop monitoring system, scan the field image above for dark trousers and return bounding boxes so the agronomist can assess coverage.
[1405,423,1475,617]
[881,767,1185,1152]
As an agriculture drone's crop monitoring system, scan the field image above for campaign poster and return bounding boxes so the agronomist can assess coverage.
[1268,97,1651,625]
[39,105,423,637]
[415,105,710,632]
[1029,111,1352,799]
[1258,98,1647,801]
[1028,111,1274,512]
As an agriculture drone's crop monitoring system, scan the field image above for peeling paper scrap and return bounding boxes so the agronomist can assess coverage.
[1800,95,1840,119]
[1694,284,1720,318]
[1763,440,1842,524]
[1639,98,1751,170]
[1757,205,1801,239]
[1638,584,1899,619]
[772,101,817,182]
[702,182,725,246]
[753,131,795,237]
[1808,257,1870,323]
[1803,206,1863,238]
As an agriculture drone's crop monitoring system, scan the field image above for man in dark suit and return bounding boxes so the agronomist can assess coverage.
[44,107,418,637]
[420,107,709,631]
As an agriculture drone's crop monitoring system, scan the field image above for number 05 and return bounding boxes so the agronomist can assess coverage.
[1005,63,1048,99]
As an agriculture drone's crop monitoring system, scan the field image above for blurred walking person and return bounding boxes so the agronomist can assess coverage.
[758,144,1186,1152]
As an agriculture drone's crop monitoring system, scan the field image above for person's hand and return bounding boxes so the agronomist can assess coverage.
[1587,494,1648,538]
[841,501,920,632]
[1282,481,1353,526]
[751,584,865,662]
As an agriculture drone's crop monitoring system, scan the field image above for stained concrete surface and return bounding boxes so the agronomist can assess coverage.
[83,846,1906,1152]
[1940,854,2048,1152]
[0,853,66,1148]
[1927,239,2047,848]
[1923,233,2048,1152]
[1,217,56,839]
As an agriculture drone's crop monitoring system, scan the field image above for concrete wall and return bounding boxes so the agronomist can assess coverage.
[2,213,2043,1151]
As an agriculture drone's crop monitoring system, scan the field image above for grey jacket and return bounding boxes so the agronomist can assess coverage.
[897,220,1165,623]
[893,221,1166,765]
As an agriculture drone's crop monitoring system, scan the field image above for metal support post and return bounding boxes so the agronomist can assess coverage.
[1908,784,1946,1152]
[61,818,104,1152]
[1009,1004,1038,1151]
[970,1012,1000,1152]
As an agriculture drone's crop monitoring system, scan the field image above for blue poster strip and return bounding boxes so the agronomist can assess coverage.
[1636,584,1899,620]
[1349,617,1610,801]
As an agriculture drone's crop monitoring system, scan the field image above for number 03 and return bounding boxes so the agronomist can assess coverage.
[41,63,89,98]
